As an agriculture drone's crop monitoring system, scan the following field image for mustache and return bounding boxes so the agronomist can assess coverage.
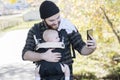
[51,24,57,26]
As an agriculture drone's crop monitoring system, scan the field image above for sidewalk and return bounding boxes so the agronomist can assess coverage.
[0,29,35,80]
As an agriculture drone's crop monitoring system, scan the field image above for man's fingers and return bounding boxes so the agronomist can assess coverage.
[44,49,61,62]
[86,42,94,46]
[87,40,96,49]
[48,49,54,52]
[55,53,61,57]
[54,56,61,61]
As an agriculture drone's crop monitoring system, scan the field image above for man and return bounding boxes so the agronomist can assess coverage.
[22,1,96,80]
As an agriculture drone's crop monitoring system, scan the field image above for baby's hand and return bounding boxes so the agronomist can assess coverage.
[60,64,66,73]
[35,65,40,77]
[60,64,70,77]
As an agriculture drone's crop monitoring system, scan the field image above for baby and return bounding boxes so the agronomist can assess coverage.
[35,29,70,80]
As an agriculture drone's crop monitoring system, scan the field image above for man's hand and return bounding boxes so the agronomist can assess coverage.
[81,35,96,55]
[86,35,96,49]
[42,49,61,62]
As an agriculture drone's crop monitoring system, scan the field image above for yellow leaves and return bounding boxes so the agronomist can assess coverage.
[56,1,120,78]
[10,0,17,4]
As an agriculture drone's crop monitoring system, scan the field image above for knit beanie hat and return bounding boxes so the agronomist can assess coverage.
[39,1,60,19]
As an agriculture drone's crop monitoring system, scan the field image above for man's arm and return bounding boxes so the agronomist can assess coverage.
[23,49,61,62]
[23,51,44,61]
[68,30,96,55]
[22,26,61,62]
[81,35,96,55]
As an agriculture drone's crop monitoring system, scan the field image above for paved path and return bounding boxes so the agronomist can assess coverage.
[0,29,35,80]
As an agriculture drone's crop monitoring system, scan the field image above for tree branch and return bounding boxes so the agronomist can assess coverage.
[100,7,120,44]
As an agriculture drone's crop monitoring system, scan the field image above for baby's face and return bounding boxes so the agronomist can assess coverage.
[48,33,60,42]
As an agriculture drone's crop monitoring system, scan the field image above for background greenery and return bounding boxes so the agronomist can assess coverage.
[0,0,120,79]
[58,0,120,79]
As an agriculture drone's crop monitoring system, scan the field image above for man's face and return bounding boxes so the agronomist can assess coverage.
[45,13,60,29]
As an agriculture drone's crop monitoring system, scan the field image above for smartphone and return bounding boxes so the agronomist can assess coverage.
[87,29,93,40]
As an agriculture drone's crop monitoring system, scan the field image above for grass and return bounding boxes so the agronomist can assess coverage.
[0,20,40,38]
[1,21,39,32]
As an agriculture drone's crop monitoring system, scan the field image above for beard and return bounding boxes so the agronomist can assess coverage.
[44,21,60,30]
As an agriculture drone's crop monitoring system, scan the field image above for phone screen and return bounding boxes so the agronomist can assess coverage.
[87,29,93,40]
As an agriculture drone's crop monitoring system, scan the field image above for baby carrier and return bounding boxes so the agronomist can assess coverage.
[33,23,76,80]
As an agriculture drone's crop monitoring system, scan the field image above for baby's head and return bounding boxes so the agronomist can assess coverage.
[43,29,60,42]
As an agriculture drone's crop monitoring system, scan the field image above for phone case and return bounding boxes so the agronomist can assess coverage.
[87,29,93,40]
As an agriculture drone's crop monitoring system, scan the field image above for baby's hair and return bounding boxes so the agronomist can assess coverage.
[43,29,58,41]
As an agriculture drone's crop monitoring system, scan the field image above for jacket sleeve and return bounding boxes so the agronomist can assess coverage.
[22,27,36,60]
[68,30,86,54]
